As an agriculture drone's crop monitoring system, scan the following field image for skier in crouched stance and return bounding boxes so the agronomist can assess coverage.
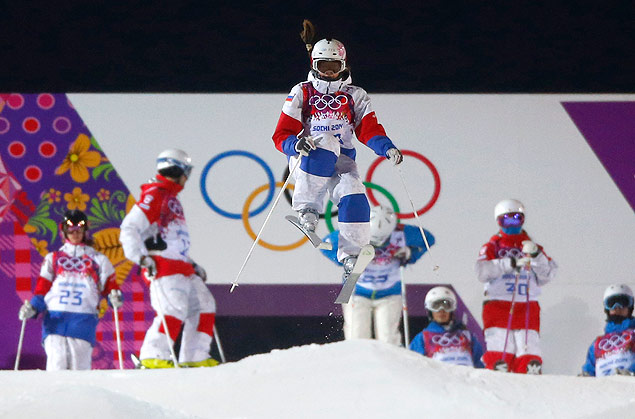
[120,149,217,368]
[272,20,403,291]
[19,210,122,370]
[410,286,484,368]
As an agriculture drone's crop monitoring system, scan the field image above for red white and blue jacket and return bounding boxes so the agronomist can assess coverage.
[582,317,635,376]
[410,321,484,368]
[120,174,196,280]
[475,230,557,302]
[30,242,118,345]
[272,72,396,160]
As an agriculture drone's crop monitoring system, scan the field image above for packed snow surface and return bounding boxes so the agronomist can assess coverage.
[2,340,635,419]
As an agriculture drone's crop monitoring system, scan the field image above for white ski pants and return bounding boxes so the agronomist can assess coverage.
[290,142,370,261]
[140,274,216,363]
[342,294,403,345]
[44,334,92,370]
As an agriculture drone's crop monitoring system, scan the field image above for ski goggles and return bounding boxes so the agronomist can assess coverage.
[64,219,86,232]
[428,298,457,312]
[604,294,634,311]
[497,212,524,229]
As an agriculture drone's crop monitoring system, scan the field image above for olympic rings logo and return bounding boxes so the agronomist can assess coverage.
[498,248,524,259]
[57,256,93,272]
[598,332,632,352]
[308,94,349,111]
[199,149,441,251]
[431,333,465,347]
[168,198,184,217]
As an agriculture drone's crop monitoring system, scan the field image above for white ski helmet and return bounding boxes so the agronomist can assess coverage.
[156,149,193,178]
[494,199,525,220]
[424,286,457,312]
[603,284,634,310]
[369,205,397,246]
[311,39,347,75]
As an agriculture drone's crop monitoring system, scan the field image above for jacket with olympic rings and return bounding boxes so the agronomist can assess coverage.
[582,317,635,376]
[273,71,396,160]
[29,242,118,345]
[409,320,484,368]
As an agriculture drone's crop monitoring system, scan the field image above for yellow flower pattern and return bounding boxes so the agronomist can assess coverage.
[64,187,90,211]
[55,133,101,183]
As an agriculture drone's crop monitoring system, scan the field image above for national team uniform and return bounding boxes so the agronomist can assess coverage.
[582,318,635,376]
[410,321,484,368]
[322,225,435,344]
[273,72,398,261]
[29,242,118,370]
[120,174,216,364]
[475,230,557,372]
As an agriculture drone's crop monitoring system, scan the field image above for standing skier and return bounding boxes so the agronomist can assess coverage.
[475,199,557,374]
[18,210,122,370]
[581,284,635,376]
[321,205,434,344]
[409,286,484,368]
[272,20,403,287]
[119,149,218,368]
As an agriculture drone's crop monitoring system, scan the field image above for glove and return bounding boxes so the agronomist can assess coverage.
[19,300,37,320]
[109,289,123,309]
[501,257,517,273]
[193,262,207,281]
[521,240,539,257]
[386,148,403,165]
[294,136,317,157]
[393,246,412,265]
[515,256,532,270]
[615,368,635,376]
[139,255,157,278]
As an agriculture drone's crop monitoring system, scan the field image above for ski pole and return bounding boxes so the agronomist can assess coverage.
[394,165,439,272]
[500,268,521,371]
[213,325,226,363]
[523,262,531,352]
[400,266,410,347]
[113,306,124,370]
[14,305,28,371]
[231,155,303,292]
[151,277,180,368]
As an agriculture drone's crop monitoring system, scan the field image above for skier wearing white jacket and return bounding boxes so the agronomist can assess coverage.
[19,210,122,370]
[272,22,403,284]
[474,199,557,374]
[321,205,435,344]
[119,149,217,369]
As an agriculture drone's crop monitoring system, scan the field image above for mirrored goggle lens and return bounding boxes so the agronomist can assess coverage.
[605,295,633,310]
[498,213,524,228]
[429,299,456,312]
[65,220,86,232]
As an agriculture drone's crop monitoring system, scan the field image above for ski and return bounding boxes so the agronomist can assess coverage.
[335,244,375,304]
[285,215,332,250]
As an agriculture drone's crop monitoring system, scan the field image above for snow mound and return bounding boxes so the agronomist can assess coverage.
[2,340,635,419]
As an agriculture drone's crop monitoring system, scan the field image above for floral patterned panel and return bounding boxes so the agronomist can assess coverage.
[0,93,153,369]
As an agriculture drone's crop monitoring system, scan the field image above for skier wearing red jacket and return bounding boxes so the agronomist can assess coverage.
[475,199,557,374]
[120,149,217,369]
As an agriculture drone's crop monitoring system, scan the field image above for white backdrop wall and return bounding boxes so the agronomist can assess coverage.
[68,94,635,375]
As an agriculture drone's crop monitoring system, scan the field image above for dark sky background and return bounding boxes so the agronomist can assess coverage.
[2,1,633,93]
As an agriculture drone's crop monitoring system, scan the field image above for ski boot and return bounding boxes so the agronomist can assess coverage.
[526,360,542,375]
[285,208,332,250]
[493,360,509,372]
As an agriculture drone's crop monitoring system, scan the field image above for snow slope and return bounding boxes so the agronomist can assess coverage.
[3,340,634,419]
